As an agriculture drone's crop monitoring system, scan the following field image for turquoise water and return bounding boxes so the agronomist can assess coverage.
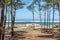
[6,22,59,25]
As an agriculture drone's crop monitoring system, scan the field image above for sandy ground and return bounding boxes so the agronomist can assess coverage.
[4,24,57,40]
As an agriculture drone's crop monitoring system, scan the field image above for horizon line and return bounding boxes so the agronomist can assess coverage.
[6,21,60,22]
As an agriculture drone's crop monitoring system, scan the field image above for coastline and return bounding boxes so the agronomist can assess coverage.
[6,24,54,29]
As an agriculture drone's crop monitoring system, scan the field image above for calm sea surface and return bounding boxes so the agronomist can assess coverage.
[6,22,59,25]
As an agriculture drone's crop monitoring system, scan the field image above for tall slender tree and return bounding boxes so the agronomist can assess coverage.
[1,0,25,40]
[42,4,50,32]
[0,0,5,40]
[27,4,35,29]
[43,0,55,32]
[10,0,25,39]
[1,0,8,40]
[38,0,43,31]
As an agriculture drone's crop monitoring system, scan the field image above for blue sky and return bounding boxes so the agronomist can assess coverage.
[15,0,59,21]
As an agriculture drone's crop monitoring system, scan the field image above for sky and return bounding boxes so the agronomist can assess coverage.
[14,0,59,21]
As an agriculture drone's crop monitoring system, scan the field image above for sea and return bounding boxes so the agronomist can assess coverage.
[6,21,59,25]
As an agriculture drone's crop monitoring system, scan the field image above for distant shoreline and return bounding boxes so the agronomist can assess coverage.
[6,21,60,22]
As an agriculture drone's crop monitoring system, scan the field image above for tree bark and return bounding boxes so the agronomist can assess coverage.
[30,4,35,29]
[44,10,46,31]
[11,0,15,38]
[57,3,60,27]
[2,2,8,40]
[11,0,13,37]
[0,0,5,40]
[52,3,55,34]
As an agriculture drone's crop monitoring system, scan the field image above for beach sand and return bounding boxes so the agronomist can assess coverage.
[4,24,56,40]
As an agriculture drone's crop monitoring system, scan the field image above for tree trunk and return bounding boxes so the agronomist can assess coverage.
[32,10,35,29]
[2,3,8,40]
[38,0,42,30]
[48,10,50,31]
[11,0,14,37]
[0,0,5,40]
[57,3,60,27]
[44,10,46,31]
[59,6,60,27]
[39,13,42,28]
[8,12,10,29]
[52,3,55,34]
[47,10,48,29]
[11,0,15,38]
